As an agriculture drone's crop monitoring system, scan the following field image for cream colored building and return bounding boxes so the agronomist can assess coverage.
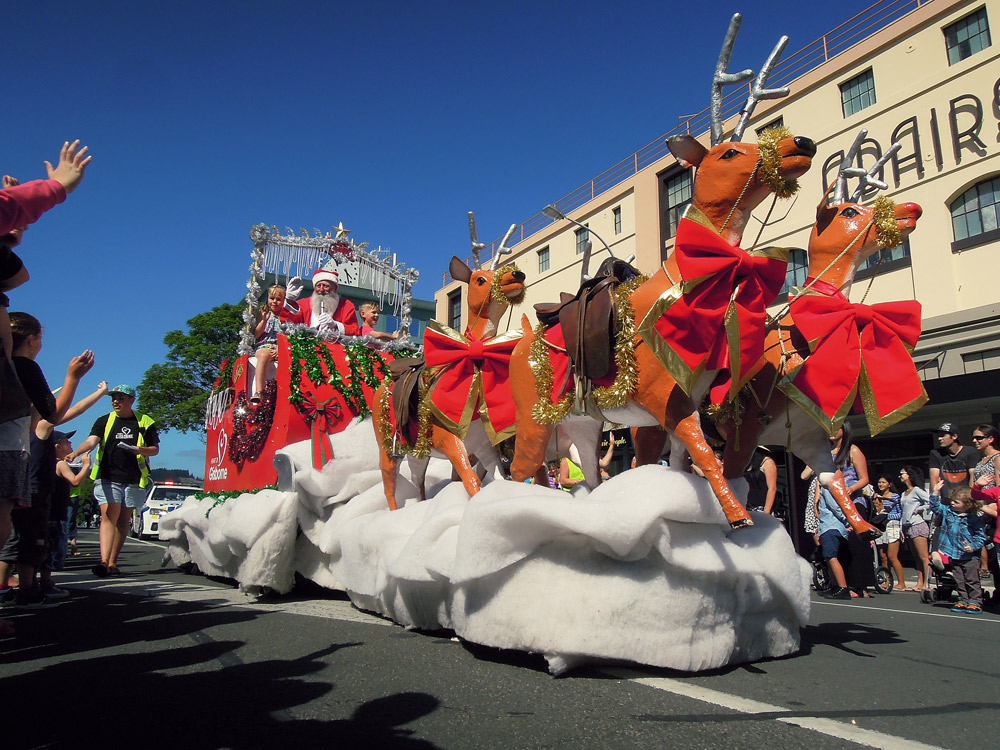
[436,0,1000,476]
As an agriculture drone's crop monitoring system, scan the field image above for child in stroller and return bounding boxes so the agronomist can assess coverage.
[920,482,988,613]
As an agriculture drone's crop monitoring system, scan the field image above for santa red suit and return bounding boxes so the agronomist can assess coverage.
[288,268,361,336]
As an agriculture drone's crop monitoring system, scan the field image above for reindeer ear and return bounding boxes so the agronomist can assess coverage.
[450,255,472,283]
[667,135,707,168]
[815,183,838,233]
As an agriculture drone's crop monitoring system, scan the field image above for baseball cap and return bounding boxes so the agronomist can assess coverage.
[52,430,76,443]
[935,422,959,435]
[109,384,136,398]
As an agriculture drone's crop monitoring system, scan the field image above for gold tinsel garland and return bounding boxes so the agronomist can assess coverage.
[490,263,526,306]
[375,375,434,459]
[530,274,647,423]
[872,195,902,249]
[757,126,799,199]
[529,322,575,425]
[593,274,647,409]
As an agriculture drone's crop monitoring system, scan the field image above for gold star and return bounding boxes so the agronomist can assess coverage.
[332,222,351,240]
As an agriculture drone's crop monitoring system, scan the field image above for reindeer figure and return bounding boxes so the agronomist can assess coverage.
[710,134,923,538]
[509,14,815,529]
[372,216,526,510]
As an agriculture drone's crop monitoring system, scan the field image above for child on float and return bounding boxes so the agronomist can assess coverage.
[250,285,296,404]
[358,301,399,343]
[928,480,988,614]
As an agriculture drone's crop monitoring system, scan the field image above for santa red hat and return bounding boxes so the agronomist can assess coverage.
[312,267,340,287]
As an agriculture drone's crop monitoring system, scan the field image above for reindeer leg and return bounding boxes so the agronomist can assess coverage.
[823,470,879,541]
[434,428,482,497]
[379,448,400,511]
[674,412,753,529]
[633,425,668,467]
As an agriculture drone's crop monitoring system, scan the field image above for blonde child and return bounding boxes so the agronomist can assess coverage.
[929,481,988,614]
[251,285,293,404]
[358,301,399,343]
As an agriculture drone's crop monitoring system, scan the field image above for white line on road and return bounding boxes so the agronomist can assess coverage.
[605,669,945,750]
[812,599,1000,623]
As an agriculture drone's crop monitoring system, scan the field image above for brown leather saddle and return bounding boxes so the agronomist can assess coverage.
[387,357,426,442]
[534,258,641,381]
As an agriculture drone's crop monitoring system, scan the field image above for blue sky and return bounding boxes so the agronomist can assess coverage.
[4,0,873,476]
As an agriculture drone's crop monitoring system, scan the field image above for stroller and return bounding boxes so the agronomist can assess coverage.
[919,506,959,604]
[810,541,894,595]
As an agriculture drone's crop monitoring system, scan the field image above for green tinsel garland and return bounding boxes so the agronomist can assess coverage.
[286,334,390,420]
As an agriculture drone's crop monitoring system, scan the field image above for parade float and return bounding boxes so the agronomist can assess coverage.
[203,223,420,493]
[162,14,929,675]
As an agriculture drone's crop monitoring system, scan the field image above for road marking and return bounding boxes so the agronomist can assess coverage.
[56,575,393,627]
[813,599,1000,622]
[606,669,945,750]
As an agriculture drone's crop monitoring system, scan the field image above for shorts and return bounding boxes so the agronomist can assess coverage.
[904,520,930,540]
[94,481,146,509]
[0,450,31,507]
[0,494,50,566]
[820,530,847,559]
[877,519,902,545]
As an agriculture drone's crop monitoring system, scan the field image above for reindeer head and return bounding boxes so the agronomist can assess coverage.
[809,133,921,288]
[449,255,526,340]
[666,14,816,244]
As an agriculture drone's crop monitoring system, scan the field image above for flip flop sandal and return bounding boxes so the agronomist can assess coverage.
[108,566,122,576]
[92,563,109,578]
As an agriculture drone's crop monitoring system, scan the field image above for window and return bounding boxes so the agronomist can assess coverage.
[575,226,589,254]
[963,347,1000,373]
[945,8,991,64]
[840,69,876,117]
[950,176,1000,248]
[779,248,808,297]
[613,206,622,235]
[663,169,692,239]
[859,238,911,272]
[538,246,550,273]
[755,116,784,137]
[447,290,462,330]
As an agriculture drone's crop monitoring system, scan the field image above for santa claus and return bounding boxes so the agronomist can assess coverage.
[286,266,361,336]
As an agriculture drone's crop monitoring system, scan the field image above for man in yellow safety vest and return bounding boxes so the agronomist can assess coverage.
[65,384,159,577]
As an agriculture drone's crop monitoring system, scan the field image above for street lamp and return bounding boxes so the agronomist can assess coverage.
[541,204,634,268]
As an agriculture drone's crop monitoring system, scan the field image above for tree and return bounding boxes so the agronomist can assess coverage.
[139,302,244,439]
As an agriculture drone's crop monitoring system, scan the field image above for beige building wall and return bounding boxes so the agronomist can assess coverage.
[436,0,1000,440]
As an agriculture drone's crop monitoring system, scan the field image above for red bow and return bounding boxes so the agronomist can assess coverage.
[653,218,787,401]
[422,324,518,442]
[299,395,341,469]
[782,291,926,435]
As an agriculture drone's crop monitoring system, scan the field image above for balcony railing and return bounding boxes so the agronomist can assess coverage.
[444,0,927,284]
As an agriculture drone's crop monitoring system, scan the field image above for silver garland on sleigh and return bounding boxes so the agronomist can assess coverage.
[238,223,422,357]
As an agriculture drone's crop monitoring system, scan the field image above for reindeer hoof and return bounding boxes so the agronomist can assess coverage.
[729,517,754,530]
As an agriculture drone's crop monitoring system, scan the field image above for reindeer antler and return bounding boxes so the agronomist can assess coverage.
[832,130,869,205]
[490,223,517,271]
[468,211,485,269]
[731,35,790,142]
[711,14,754,146]
[849,142,903,203]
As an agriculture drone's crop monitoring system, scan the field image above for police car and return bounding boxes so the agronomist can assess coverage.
[131,480,202,538]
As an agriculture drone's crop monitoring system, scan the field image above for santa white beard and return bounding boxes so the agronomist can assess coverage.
[311,291,340,320]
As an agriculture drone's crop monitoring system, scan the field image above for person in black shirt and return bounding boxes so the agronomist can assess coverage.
[65,385,159,577]
[929,422,978,501]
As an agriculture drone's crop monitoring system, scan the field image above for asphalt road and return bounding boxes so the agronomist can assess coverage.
[2,529,998,750]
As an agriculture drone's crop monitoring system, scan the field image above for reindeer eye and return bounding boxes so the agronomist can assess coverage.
[840,207,860,218]
[720,148,740,160]
[476,276,487,286]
